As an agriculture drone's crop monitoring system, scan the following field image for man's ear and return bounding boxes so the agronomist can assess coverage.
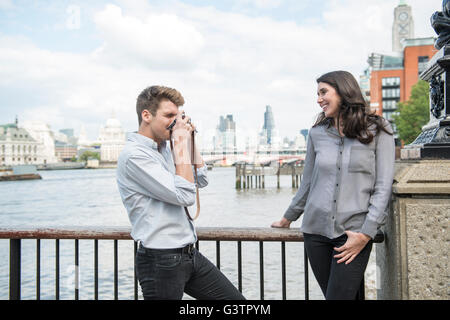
[141,109,153,124]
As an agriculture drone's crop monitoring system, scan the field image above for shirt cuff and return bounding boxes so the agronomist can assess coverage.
[174,175,196,193]
[360,217,379,240]
[283,207,302,222]
[196,163,208,175]
[194,164,208,188]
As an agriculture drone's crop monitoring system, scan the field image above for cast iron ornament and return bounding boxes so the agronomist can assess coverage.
[431,0,450,49]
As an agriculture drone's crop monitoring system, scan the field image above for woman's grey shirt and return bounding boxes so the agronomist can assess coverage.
[284,121,395,239]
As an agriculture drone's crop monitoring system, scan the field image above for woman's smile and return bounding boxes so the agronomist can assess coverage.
[317,82,341,119]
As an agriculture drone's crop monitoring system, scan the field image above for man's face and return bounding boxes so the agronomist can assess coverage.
[148,99,179,143]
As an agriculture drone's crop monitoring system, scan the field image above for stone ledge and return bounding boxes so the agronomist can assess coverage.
[393,160,450,194]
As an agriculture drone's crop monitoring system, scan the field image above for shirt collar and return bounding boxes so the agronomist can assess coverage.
[325,125,342,138]
[128,132,167,150]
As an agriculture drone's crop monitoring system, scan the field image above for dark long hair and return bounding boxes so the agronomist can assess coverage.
[313,70,392,144]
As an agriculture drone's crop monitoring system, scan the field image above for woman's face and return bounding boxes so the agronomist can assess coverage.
[317,82,342,119]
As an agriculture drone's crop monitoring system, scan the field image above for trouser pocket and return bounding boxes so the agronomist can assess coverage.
[135,249,187,300]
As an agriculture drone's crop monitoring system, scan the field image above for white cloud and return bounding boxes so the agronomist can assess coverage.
[93,4,205,69]
[0,0,14,9]
[234,0,283,9]
[0,0,440,141]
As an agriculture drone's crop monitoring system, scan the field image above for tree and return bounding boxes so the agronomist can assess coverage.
[79,151,100,162]
[393,80,430,145]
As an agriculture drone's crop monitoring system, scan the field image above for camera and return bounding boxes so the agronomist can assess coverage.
[166,113,196,132]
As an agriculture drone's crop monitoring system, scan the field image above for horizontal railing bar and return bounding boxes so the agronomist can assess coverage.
[0,226,385,243]
[0,227,133,240]
[0,227,303,241]
[198,227,305,242]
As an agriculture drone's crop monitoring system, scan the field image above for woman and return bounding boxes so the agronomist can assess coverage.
[271,71,395,300]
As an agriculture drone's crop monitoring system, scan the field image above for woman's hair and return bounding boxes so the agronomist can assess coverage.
[313,70,393,144]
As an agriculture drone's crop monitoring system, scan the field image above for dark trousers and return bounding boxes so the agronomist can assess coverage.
[135,244,245,300]
[303,233,373,300]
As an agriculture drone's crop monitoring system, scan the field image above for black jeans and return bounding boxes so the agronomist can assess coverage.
[303,233,373,300]
[135,244,245,300]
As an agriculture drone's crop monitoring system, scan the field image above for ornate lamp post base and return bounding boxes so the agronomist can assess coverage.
[401,45,450,159]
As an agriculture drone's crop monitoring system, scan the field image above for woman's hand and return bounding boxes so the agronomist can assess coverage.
[271,217,292,228]
[333,231,371,265]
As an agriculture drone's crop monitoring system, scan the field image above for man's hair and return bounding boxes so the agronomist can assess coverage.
[136,85,185,126]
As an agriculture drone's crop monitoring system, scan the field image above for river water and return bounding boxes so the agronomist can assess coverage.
[0,167,378,300]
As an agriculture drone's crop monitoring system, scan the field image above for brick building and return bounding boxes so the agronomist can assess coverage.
[362,2,437,145]
[368,38,437,129]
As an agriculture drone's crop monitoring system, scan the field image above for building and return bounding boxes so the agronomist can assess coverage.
[293,133,306,151]
[359,68,371,103]
[300,129,309,142]
[0,118,44,166]
[281,132,307,154]
[368,38,436,140]
[263,105,275,144]
[59,128,74,138]
[55,141,78,162]
[22,120,58,164]
[98,116,126,163]
[259,105,281,151]
[392,0,414,53]
[213,114,236,153]
[77,125,91,149]
[364,1,437,143]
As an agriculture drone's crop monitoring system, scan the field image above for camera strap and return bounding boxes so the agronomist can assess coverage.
[169,129,200,221]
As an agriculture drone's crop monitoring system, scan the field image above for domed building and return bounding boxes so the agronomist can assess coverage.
[98,115,126,163]
[0,118,44,166]
[22,120,58,164]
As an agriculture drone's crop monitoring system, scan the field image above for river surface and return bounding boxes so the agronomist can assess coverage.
[0,167,378,300]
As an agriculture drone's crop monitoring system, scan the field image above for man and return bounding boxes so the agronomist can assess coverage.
[116,85,245,300]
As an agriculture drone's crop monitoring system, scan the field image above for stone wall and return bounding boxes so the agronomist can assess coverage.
[377,160,450,300]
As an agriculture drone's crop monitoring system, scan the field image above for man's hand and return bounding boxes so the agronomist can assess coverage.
[188,122,205,168]
[172,111,195,183]
[172,112,194,165]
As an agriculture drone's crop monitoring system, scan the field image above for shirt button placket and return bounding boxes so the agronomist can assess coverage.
[333,138,344,223]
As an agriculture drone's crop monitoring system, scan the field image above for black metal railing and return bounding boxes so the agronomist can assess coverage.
[0,226,384,300]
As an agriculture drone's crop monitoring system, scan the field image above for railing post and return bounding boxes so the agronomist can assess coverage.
[357,277,365,300]
[259,241,264,300]
[277,163,280,189]
[235,164,241,189]
[0,227,325,300]
[304,245,309,300]
[10,239,21,300]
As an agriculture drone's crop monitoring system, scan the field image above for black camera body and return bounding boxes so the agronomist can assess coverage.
[166,114,190,131]
[167,119,177,130]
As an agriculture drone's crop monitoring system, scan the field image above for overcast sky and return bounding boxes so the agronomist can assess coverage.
[0,0,440,144]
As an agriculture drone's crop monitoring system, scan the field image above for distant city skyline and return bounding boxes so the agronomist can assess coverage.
[0,1,438,141]
[2,105,308,149]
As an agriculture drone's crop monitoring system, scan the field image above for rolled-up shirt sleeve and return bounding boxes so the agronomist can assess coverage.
[284,132,316,222]
[126,155,196,207]
[361,123,395,239]
[194,164,208,188]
